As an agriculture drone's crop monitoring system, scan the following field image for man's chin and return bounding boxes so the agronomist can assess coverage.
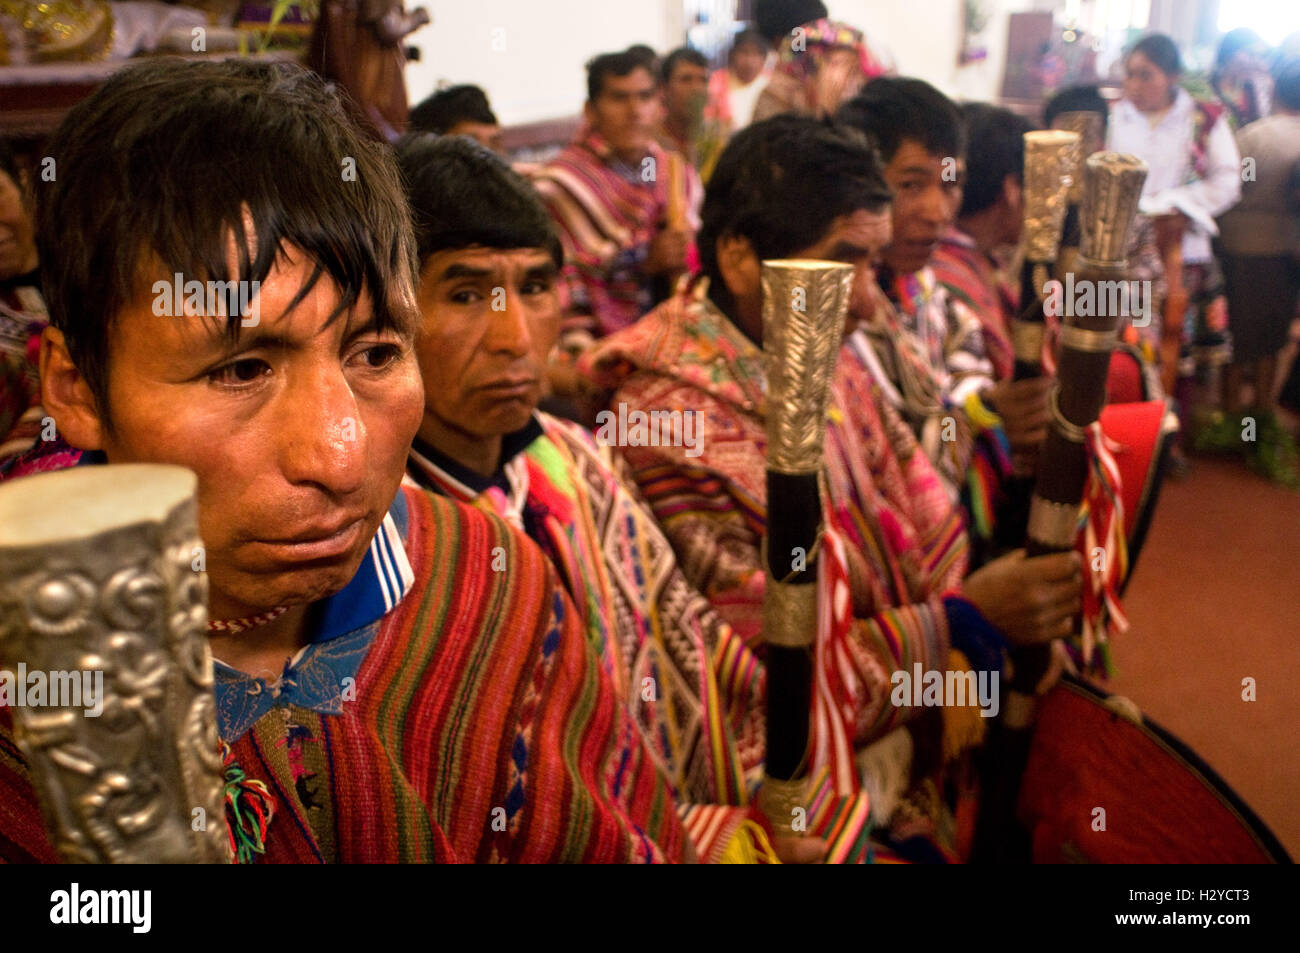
[212,550,369,615]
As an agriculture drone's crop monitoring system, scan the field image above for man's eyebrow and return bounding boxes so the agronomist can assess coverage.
[204,326,294,357]
[438,263,494,282]
[898,165,937,176]
[525,261,560,280]
[827,240,873,261]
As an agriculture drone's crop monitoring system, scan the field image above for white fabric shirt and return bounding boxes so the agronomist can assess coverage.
[1107,87,1242,263]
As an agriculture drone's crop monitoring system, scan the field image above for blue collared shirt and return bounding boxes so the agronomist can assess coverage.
[55,445,417,740]
[211,490,415,740]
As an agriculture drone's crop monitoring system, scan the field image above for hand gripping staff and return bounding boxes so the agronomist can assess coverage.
[976,153,1148,862]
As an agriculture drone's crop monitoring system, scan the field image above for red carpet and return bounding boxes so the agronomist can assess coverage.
[1109,456,1300,859]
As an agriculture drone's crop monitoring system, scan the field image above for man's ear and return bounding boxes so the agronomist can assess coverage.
[1002,174,1023,214]
[715,234,759,300]
[39,326,106,451]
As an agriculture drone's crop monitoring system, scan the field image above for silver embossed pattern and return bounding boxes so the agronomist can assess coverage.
[761,260,853,476]
[1079,152,1149,268]
[0,465,230,863]
[1023,130,1081,263]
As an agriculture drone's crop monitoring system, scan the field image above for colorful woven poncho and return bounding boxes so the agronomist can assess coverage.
[580,284,981,802]
[407,413,759,807]
[531,127,702,350]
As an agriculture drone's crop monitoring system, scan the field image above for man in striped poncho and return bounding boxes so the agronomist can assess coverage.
[0,59,690,864]
[581,115,1084,861]
[396,133,870,864]
[531,48,702,397]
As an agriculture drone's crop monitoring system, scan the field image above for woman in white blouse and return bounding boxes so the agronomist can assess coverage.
[1108,33,1242,382]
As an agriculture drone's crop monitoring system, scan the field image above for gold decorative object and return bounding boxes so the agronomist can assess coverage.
[1053,111,1106,202]
[1078,152,1149,271]
[0,0,113,62]
[1022,130,1081,264]
[1012,320,1046,364]
[761,556,818,648]
[1026,496,1080,551]
[760,260,853,476]
[0,465,230,864]
[756,775,807,837]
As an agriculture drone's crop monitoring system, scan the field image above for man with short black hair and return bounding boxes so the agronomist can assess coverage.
[838,78,1050,504]
[932,103,1036,383]
[659,47,721,175]
[407,84,502,152]
[0,59,691,864]
[532,47,701,396]
[582,115,1082,859]
[394,135,812,860]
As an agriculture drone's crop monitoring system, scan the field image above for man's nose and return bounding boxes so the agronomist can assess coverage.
[277,365,367,497]
[918,186,948,225]
[483,289,531,357]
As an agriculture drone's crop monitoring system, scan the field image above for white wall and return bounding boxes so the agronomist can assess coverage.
[825,0,1036,102]
[404,0,1024,125]
[406,0,684,126]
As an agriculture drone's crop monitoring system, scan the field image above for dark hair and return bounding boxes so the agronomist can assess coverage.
[1128,33,1182,77]
[661,47,709,85]
[1276,57,1300,110]
[0,139,23,189]
[1215,27,1266,71]
[700,114,892,315]
[396,134,561,269]
[731,28,769,58]
[626,44,659,72]
[958,103,1034,217]
[587,48,656,102]
[1043,84,1109,127]
[836,77,966,164]
[408,84,498,135]
[35,58,417,419]
[754,0,828,42]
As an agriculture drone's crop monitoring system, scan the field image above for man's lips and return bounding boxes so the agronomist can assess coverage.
[251,518,366,562]
[478,377,538,398]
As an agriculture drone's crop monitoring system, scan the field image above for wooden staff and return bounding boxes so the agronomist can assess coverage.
[755,260,853,838]
[999,130,1080,541]
[665,151,689,233]
[976,153,1149,862]
[0,464,230,863]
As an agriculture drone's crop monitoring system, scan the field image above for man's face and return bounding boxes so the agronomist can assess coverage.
[731,44,766,85]
[95,247,423,618]
[586,67,660,161]
[721,206,892,340]
[665,61,709,126]
[796,207,894,334]
[414,246,559,444]
[0,170,37,280]
[881,139,963,275]
[1123,52,1173,114]
[447,120,504,154]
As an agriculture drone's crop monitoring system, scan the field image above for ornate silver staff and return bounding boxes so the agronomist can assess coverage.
[1013,129,1081,380]
[755,260,853,837]
[977,153,1148,862]
[1051,110,1107,279]
[0,464,230,863]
